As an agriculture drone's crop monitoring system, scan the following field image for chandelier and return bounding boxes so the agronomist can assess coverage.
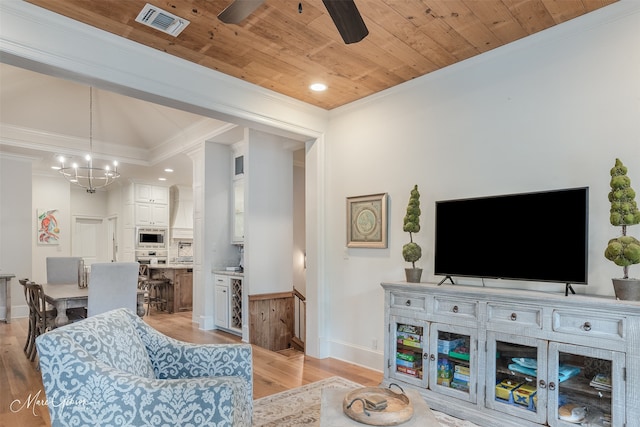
[59,87,120,193]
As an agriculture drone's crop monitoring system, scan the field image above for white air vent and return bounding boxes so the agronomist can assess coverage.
[135,3,190,37]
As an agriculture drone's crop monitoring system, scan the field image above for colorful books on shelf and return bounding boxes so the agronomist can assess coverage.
[396,349,418,362]
[397,325,423,348]
[590,373,612,391]
[396,358,422,369]
[396,365,421,378]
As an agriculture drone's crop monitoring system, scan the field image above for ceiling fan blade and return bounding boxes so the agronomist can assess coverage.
[322,0,369,44]
[218,0,265,24]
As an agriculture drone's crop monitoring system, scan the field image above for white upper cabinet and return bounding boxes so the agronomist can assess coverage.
[135,184,168,204]
[135,203,169,227]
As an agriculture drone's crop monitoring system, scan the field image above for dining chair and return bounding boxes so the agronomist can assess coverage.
[23,281,84,361]
[88,262,139,317]
[46,256,88,318]
[46,257,84,284]
[19,279,36,359]
[24,281,55,361]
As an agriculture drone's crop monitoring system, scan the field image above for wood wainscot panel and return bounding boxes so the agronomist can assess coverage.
[249,292,294,351]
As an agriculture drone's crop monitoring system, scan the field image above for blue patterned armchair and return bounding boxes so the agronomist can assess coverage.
[36,308,252,426]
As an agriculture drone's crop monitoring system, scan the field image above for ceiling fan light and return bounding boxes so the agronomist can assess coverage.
[310,83,327,92]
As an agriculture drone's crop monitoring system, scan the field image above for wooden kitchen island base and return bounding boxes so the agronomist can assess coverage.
[148,265,193,313]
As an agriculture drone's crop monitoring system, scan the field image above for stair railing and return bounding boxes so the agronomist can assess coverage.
[292,287,306,351]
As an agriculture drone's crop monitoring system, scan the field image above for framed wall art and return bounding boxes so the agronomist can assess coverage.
[37,208,60,245]
[346,193,388,248]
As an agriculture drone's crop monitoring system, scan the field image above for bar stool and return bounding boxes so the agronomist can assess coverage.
[146,273,170,315]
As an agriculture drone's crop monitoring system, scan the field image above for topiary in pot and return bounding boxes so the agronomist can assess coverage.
[604,158,640,300]
[403,185,422,282]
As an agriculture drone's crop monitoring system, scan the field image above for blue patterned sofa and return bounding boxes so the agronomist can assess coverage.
[36,308,252,426]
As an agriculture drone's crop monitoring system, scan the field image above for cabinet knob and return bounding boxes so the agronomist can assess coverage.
[429,354,436,361]
[510,312,518,321]
[549,382,556,391]
[582,321,591,331]
[452,305,459,313]
[538,380,546,389]
[405,300,411,306]
[423,353,428,360]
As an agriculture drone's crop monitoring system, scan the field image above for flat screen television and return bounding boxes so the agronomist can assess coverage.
[434,187,589,287]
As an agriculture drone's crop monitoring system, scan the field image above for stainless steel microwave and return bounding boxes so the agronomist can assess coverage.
[136,227,167,249]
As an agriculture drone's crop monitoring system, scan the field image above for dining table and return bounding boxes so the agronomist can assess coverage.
[42,283,146,327]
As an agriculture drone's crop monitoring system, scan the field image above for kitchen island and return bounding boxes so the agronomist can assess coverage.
[148,264,193,313]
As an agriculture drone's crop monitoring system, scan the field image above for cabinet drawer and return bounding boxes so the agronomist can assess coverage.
[434,297,477,319]
[552,310,625,340]
[487,303,542,329]
[214,275,229,287]
[390,292,427,312]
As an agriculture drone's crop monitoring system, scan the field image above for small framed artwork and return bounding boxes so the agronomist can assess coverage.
[346,193,388,248]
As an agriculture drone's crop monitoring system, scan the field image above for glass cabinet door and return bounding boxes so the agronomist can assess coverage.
[486,332,547,424]
[428,323,477,403]
[548,343,625,427]
[389,315,428,388]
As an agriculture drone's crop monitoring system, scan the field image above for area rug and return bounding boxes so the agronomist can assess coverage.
[253,376,480,426]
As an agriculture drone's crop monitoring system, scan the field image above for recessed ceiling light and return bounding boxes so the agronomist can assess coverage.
[164,168,174,173]
[158,177,167,181]
[310,83,327,92]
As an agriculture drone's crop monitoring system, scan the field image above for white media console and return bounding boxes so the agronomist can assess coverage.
[381,282,640,427]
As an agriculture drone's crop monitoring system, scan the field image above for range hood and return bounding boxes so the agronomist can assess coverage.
[170,185,193,239]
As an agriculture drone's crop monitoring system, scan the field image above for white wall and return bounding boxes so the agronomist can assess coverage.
[321,2,640,370]
[0,154,32,318]
[31,174,72,284]
[245,129,294,295]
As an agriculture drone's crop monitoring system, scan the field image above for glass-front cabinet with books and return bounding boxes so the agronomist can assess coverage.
[389,315,428,388]
[388,316,477,403]
[486,333,548,424]
[429,324,477,404]
[548,343,625,427]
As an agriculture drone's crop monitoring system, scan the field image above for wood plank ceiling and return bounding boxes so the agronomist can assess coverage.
[25,0,617,110]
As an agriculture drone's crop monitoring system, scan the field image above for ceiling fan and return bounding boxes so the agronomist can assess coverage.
[218,0,369,44]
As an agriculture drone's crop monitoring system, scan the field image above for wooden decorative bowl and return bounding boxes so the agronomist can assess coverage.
[342,384,413,426]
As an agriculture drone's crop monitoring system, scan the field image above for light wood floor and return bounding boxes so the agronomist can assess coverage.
[0,311,383,426]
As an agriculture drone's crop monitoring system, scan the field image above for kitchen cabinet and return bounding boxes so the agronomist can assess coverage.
[214,274,243,335]
[231,179,244,243]
[135,202,169,226]
[135,184,168,204]
[148,267,192,312]
[125,183,169,226]
[171,268,193,312]
[231,146,245,244]
[215,281,229,328]
[381,282,640,427]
